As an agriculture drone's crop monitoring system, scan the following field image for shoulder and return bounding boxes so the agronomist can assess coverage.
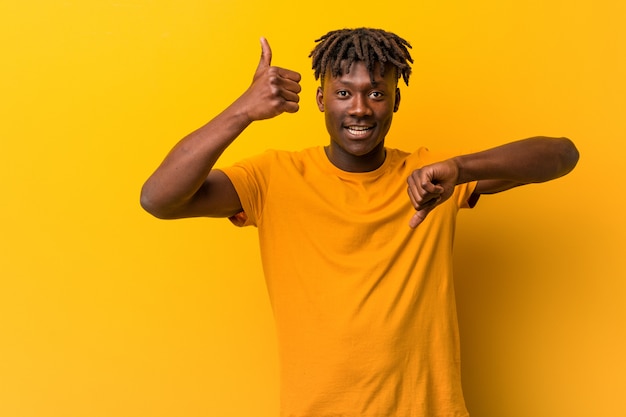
[220,147,324,182]
[385,147,447,171]
[237,147,321,166]
[399,146,479,169]
[221,147,308,170]
[408,146,460,165]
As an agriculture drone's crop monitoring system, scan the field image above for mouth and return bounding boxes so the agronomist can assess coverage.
[345,125,375,138]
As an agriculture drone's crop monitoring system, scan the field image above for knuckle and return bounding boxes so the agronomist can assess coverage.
[267,69,280,83]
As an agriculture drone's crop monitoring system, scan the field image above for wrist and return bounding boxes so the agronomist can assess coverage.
[228,95,257,126]
[451,156,470,185]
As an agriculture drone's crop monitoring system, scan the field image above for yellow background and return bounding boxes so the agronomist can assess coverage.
[1,1,624,416]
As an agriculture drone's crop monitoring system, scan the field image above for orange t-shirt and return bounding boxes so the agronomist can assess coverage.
[220,146,476,417]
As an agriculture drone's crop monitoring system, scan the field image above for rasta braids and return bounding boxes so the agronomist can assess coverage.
[309,28,414,86]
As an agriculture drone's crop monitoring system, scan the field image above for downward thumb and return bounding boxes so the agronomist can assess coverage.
[409,211,426,229]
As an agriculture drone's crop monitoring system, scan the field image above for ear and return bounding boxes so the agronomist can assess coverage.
[316,86,325,112]
[394,88,401,113]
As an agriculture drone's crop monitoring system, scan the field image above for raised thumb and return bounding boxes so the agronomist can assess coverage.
[255,36,272,73]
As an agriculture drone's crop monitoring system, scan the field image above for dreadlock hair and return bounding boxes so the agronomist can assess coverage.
[309,28,413,86]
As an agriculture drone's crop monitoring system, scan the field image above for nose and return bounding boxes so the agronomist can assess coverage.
[348,94,372,117]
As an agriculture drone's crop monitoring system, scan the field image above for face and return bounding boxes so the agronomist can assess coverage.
[316,61,401,172]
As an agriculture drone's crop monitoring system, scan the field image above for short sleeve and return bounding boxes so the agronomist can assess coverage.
[218,151,276,227]
[457,181,479,209]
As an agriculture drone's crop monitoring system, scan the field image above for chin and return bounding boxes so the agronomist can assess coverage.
[344,139,384,156]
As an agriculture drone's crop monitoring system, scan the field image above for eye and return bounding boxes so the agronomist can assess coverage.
[369,91,384,99]
[336,90,349,98]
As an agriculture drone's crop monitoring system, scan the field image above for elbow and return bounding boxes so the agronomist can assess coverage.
[140,185,175,220]
[555,137,580,175]
[140,192,163,219]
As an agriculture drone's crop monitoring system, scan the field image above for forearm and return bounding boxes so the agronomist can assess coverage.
[140,100,251,215]
[453,136,579,185]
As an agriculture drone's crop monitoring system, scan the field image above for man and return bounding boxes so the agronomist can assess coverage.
[141,28,578,417]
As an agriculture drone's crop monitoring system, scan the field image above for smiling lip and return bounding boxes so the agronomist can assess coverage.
[345,125,375,138]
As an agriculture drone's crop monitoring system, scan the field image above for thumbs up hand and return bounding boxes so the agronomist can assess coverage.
[238,37,302,122]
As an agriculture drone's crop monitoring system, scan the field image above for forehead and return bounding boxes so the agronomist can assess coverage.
[325,61,397,87]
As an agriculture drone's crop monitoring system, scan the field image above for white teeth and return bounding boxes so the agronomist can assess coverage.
[346,126,372,136]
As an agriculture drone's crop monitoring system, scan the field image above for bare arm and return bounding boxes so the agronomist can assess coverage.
[140,38,301,219]
[406,136,579,228]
